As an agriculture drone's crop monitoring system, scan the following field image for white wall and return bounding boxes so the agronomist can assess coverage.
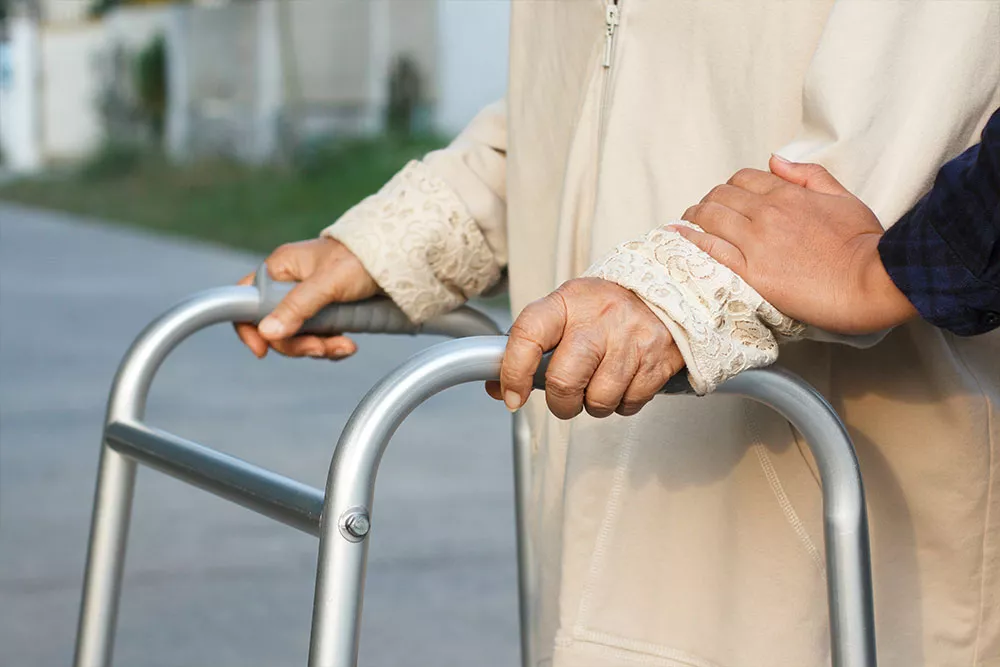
[0,18,43,172]
[435,0,509,135]
[4,6,173,166]
[39,22,105,161]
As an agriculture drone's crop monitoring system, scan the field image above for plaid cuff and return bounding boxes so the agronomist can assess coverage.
[878,212,1000,336]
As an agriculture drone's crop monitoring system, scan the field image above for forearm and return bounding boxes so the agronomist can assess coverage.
[324,102,509,323]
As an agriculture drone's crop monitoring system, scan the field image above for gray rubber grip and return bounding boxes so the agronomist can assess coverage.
[531,352,695,396]
[253,262,692,392]
[254,264,420,336]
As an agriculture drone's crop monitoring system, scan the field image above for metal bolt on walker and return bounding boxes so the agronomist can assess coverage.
[74,264,877,667]
[341,509,371,540]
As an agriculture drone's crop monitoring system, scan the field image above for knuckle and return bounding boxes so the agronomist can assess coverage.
[545,370,583,398]
[728,168,755,186]
[565,332,605,365]
[270,242,297,262]
[697,235,719,256]
[682,204,701,222]
[702,184,727,203]
[508,317,547,348]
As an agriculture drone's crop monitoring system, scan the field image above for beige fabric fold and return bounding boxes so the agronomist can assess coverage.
[317,1,1000,664]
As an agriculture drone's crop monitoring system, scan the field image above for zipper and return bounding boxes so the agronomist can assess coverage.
[597,0,620,160]
[576,0,619,274]
[602,1,620,68]
[598,0,620,144]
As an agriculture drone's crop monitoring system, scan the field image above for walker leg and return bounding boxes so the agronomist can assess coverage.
[74,441,138,667]
[511,412,537,667]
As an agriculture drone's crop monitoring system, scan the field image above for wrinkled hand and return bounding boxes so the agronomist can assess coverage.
[486,278,684,419]
[235,237,380,359]
[675,155,916,335]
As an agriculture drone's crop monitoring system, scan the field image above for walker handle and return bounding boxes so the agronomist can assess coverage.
[254,264,418,336]
[253,263,501,338]
[533,350,695,395]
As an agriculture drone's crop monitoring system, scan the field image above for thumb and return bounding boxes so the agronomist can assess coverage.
[257,262,348,341]
[769,154,848,196]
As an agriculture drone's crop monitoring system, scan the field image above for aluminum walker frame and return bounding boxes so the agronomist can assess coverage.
[74,268,878,667]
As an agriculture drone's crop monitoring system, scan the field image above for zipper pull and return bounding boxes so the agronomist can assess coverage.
[603,3,620,68]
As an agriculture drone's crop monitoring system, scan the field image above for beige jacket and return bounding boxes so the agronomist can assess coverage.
[326,1,1000,665]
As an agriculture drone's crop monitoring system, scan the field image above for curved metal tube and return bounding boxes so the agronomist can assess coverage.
[74,288,512,667]
[75,286,261,667]
[717,371,876,667]
[309,337,876,667]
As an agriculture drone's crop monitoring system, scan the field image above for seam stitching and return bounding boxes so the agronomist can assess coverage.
[949,340,995,665]
[566,628,729,667]
[746,403,826,574]
[575,418,639,627]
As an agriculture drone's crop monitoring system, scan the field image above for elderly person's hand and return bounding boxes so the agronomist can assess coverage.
[486,278,684,419]
[674,155,916,335]
[235,238,380,359]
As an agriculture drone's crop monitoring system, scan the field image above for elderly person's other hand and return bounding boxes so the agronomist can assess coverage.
[487,278,684,419]
[235,238,380,359]
[675,155,916,335]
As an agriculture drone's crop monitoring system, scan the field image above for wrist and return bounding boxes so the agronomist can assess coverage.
[857,233,918,332]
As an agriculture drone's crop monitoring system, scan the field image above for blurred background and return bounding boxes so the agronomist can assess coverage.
[0,0,509,250]
[0,1,520,665]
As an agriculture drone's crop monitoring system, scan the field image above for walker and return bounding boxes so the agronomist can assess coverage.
[73,264,878,667]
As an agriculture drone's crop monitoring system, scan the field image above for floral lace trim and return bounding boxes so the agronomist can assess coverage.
[322,160,502,323]
[584,221,805,394]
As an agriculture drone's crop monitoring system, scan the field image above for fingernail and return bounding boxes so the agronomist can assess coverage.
[504,390,523,412]
[258,317,284,338]
[771,152,792,164]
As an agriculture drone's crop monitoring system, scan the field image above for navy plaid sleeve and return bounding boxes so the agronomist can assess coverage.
[878,107,1000,336]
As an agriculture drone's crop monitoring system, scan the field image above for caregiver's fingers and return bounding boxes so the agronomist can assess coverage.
[727,167,785,194]
[670,224,747,275]
[682,202,752,248]
[768,155,849,196]
[501,292,569,411]
[700,183,765,217]
[544,329,605,420]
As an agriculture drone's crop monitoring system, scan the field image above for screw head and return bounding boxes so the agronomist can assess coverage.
[343,511,370,539]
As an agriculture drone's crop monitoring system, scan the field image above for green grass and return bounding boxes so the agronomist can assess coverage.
[0,135,448,254]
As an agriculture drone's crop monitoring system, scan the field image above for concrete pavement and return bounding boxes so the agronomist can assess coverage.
[0,203,519,666]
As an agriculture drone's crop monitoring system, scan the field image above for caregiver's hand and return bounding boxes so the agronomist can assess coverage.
[487,278,684,419]
[674,155,916,335]
[235,237,380,359]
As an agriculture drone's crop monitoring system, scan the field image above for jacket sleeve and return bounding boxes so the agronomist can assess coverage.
[877,111,1000,336]
[588,0,1000,394]
[322,101,508,323]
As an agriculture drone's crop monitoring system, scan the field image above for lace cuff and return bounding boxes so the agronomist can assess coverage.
[584,221,805,394]
[322,160,502,323]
